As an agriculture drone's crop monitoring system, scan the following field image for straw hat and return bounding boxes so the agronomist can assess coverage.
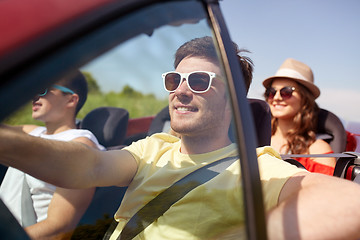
[262,58,320,98]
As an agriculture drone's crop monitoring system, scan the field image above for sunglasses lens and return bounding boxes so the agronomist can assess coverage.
[188,72,211,92]
[265,88,276,99]
[280,87,294,99]
[38,89,48,97]
[266,87,294,100]
[164,73,181,92]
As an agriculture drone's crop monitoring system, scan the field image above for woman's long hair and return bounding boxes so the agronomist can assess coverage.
[271,83,319,154]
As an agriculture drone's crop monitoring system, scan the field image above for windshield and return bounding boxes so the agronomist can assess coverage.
[2,1,254,239]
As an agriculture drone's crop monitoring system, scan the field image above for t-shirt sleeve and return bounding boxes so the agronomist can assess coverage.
[122,137,148,165]
[122,133,180,166]
[256,146,308,211]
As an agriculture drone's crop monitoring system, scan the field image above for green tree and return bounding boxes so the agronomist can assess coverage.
[119,85,143,98]
[83,71,101,94]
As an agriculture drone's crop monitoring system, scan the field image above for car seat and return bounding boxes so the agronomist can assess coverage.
[80,107,129,150]
[147,98,271,147]
[248,98,271,147]
[316,108,347,153]
[147,106,171,135]
[77,107,129,228]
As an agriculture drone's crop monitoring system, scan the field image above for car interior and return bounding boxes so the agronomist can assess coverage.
[316,108,348,153]
[80,107,130,150]
[1,0,360,239]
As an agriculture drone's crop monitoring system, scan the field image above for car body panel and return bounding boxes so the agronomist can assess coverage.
[0,0,115,56]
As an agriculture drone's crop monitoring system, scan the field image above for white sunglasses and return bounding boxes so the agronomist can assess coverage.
[162,71,216,93]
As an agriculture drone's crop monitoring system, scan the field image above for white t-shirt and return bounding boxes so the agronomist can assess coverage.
[0,126,104,225]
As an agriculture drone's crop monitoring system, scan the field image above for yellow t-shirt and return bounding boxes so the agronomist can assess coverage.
[109,133,305,240]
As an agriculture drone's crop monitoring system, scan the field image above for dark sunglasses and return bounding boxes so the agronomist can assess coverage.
[162,71,216,93]
[265,86,296,100]
[38,85,75,97]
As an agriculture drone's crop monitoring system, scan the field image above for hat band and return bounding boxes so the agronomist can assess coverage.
[275,68,308,82]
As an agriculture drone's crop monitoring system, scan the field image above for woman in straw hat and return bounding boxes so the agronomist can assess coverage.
[263,58,336,175]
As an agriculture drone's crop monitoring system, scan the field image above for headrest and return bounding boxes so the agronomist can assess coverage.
[80,107,129,148]
[248,98,271,147]
[148,106,170,136]
[317,108,347,153]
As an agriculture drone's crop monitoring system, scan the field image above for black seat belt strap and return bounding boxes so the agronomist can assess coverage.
[281,152,359,159]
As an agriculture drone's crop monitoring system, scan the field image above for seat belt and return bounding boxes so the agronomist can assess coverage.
[103,155,238,240]
[281,152,360,180]
[21,175,37,227]
[280,152,359,159]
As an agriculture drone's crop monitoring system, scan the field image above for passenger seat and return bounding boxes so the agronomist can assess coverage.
[77,107,129,226]
[316,108,347,153]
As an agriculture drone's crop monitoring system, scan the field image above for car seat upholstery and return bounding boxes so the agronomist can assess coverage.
[316,108,347,153]
[147,106,171,135]
[77,107,129,228]
[77,185,127,226]
[147,98,271,147]
[248,98,271,147]
[80,107,129,150]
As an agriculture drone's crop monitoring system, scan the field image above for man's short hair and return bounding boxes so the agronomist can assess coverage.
[174,36,253,93]
[57,70,88,115]
[235,47,253,92]
[174,36,220,68]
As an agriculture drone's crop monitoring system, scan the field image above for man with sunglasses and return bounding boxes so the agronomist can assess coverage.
[0,70,104,239]
[1,37,360,240]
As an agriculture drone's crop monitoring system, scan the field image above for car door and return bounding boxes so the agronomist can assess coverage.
[0,0,266,239]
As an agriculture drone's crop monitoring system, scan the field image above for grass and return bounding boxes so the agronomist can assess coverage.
[4,91,168,126]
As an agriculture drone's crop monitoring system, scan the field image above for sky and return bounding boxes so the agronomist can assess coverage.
[83,0,360,128]
[219,0,360,125]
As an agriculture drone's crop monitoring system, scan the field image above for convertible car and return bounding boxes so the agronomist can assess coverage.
[0,0,359,239]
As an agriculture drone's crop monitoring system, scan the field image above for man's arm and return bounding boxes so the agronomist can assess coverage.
[25,187,95,239]
[267,172,360,240]
[0,124,36,133]
[0,124,138,188]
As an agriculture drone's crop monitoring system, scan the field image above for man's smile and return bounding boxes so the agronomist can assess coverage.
[174,104,198,114]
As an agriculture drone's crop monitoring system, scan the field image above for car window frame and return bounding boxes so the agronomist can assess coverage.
[206,2,267,239]
[0,0,267,239]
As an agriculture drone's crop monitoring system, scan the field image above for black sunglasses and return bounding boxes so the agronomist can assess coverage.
[162,71,216,93]
[265,86,296,100]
